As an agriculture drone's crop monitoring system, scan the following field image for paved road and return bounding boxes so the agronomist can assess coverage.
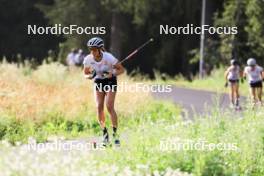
[152,86,246,119]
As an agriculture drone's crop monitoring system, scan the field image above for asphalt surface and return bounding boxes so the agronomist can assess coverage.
[152,86,246,119]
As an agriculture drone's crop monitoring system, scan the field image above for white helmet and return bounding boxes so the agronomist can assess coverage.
[87,37,104,48]
[230,59,238,65]
[247,58,256,66]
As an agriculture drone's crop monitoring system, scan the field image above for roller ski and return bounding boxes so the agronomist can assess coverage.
[101,127,121,148]
[234,105,242,111]
[234,99,242,111]
[102,127,110,147]
[113,134,121,147]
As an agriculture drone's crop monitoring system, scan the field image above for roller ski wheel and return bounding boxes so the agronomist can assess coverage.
[235,105,242,111]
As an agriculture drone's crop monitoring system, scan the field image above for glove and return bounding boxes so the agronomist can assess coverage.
[240,78,244,84]
[102,71,112,79]
[224,82,228,88]
[85,69,96,79]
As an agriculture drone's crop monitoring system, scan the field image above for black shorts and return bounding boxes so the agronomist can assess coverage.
[94,77,117,92]
[250,81,262,88]
[228,79,239,84]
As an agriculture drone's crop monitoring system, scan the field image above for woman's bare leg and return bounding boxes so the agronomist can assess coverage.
[95,91,106,128]
[234,83,239,106]
[250,88,257,107]
[257,87,263,105]
[230,84,235,105]
[105,91,118,128]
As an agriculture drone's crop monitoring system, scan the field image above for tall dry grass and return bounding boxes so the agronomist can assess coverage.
[0,61,151,121]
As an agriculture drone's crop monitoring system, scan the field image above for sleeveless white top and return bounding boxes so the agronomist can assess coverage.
[244,65,263,83]
[227,65,240,81]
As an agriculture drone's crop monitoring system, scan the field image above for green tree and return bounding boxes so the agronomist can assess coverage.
[37,0,111,62]
[38,0,219,77]
[214,0,248,64]
[245,0,264,64]
[0,0,62,63]
[214,0,264,65]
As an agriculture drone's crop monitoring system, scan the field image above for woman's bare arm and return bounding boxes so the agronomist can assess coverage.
[113,63,125,76]
[224,67,230,81]
[261,71,264,79]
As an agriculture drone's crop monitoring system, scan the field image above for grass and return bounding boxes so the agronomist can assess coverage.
[0,61,152,143]
[0,61,264,175]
